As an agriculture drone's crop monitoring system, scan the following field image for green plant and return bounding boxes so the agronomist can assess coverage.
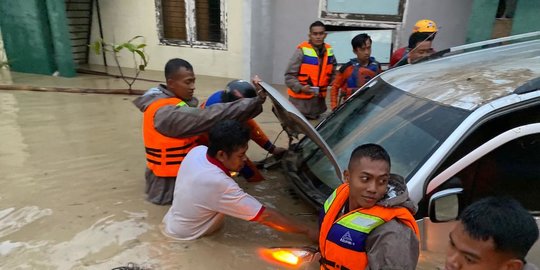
[89,35,149,92]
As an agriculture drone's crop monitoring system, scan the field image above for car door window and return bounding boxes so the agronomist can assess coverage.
[431,133,540,211]
[433,103,540,178]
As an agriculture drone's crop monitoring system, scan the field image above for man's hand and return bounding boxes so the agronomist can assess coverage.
[271,146,287,157]
[252,75,267,102]
[300,85,312,94]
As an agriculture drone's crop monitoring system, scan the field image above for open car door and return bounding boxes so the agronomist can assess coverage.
[259,82,343,182]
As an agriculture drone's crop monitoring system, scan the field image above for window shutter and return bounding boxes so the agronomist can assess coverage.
[195,0,221,42]
[162,0,187,40]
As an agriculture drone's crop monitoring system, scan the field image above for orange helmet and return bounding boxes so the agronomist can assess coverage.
[413,19,438,33]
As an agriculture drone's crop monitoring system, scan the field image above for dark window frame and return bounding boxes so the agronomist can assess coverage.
[155,0,227,50]
[320,0,406,23]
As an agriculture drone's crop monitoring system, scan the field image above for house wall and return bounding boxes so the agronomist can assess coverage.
[398,0,473,51]
[266,0,320,84]
[253,0,473,84]
[88,0,247,80]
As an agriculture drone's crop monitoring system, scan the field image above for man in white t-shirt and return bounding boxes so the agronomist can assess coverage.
[163,120,317,241]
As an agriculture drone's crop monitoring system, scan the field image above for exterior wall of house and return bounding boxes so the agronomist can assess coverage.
[399,0,473,50]
[88,0,247,79]
[251,0,473,84]
[257,0,320,84]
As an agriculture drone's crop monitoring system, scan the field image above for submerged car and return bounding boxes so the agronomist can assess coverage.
[261,32,540,263]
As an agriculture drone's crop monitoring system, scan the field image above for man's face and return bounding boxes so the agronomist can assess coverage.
[408,40,433,64]
[167,67,196,101]
[354,39,372,64]
[308,26,327,47]
[445,222,521,270]
[345,157,389,209]
[220,144,248,172]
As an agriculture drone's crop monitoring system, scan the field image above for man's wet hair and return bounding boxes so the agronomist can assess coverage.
[310,20,326,32]
[348,143,391,170]
[164,58,193,80]
[459,196,539,261]
[207,120,250,157]
[408,32,434,49]
[351,33,372,50]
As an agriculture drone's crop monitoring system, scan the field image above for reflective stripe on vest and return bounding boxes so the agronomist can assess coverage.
[142,97,198,177]
[319,183,420,270]
[288,42,334,99]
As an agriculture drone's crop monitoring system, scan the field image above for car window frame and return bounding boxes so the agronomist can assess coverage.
[426,123,540,194]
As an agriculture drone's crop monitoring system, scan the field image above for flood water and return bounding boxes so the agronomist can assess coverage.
[0,90,444,269]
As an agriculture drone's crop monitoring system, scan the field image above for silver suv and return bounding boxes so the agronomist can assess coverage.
[262,32,540,263]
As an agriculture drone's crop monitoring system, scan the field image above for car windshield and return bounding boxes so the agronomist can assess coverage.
[298,78,470,189]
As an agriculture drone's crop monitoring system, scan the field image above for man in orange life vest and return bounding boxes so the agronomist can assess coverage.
[133,58,266,205]
[319,144,420,270]
[285,20,337,120]
[330,33,381,110]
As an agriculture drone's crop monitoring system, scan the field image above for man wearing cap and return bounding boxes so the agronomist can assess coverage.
[199,79,287,182]
[390,19,437,68]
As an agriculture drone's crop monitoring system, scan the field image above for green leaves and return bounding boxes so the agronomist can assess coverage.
[87,35,149,91]
[89,35,149,71]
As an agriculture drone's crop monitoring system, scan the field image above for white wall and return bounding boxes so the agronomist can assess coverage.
[269,0,320,84]
[251,0,473,84]
[88,0,247,79]
[0,28,8,68]
[400,0,473,50]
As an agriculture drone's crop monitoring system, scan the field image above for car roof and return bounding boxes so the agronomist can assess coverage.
[380,39,540,110]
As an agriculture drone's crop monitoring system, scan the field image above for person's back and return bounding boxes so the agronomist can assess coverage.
[133,58,265,205]
[200,79,286,182]
[163,120,317,241]
[163,145,261,239]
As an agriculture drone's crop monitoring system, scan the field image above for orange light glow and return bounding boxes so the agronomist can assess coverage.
[271,250,299,266]
[258,247,315,269]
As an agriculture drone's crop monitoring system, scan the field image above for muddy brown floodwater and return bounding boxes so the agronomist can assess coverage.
[0,90,444,269]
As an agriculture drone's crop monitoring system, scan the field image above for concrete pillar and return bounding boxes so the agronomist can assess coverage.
[465,0,498,43]
[511,0,540,35]
[0,0,75,77]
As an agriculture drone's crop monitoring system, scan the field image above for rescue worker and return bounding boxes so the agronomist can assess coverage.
[330,33,381,110]
[133,58,266,205]
[445,197,539,270]
[199,79,287,182]
[390,19,437,68]
[393,31,435,67]
[319,143,420,269]
[285,20,337,120]
[162,120,318,241]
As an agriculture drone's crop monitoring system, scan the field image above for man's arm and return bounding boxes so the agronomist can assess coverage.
[284,49,308,93]
[155,97,264,138]
[365,219,419,270]
[330,65,352,110]
[253,208,319,242]
[328,50,338,84]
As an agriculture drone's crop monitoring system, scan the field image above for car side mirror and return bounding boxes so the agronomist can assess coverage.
[428,188,463,223]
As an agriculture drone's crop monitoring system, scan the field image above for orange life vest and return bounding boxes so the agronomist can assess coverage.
[319,183,420,270]
[143,97,198,177]
[288,41,335,99]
